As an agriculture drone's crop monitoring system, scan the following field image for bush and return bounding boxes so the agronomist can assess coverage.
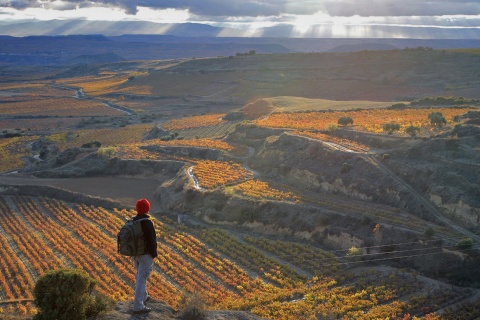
[346,246,361,257]
[34,269,113,320]
[178,291,206,320]
[337,116,354,126]
[96,147,116,158]
[326,124,337,133]
[341,162,352,173]
[424,227,435,239]
[388,103,407,110]
[405,125,421,137]
[383,122,400,134]
[456,238,474,250]
[81,141,101,148]
[428,112,447,126]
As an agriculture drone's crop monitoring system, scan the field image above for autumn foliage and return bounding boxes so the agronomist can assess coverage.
[192,160,254,189]
[256,107,473,135]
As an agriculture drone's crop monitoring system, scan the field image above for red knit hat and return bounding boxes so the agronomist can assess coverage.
[136,198,150,214]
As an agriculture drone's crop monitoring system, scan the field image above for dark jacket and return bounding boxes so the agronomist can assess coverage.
[133,214,158,259]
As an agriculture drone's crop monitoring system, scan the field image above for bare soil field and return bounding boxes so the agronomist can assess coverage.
[0,174,161,208]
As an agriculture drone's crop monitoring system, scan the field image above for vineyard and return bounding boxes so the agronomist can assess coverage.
[256,107,475,136]
[230,180,299,202]
[0,195,475,319]
[192,160,254,189]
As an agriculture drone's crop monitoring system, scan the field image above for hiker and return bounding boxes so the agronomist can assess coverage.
[132,198,158,314]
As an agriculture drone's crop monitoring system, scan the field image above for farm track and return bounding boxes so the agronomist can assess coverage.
[50,84,137,116]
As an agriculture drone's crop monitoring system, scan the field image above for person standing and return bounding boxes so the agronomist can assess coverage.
[132,198,157,314]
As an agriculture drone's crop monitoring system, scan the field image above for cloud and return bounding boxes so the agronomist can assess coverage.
[1,0,323,16]
[1,0,480,19]
[323,0,480,17]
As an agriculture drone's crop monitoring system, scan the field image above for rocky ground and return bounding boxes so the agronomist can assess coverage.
[89,301,264,320]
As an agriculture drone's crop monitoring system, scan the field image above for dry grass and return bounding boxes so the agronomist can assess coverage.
[266,96,396,112]
[48,124,154,150]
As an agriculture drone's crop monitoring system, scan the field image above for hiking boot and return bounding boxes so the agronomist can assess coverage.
[144,295,151,303]
[132,307,151,314]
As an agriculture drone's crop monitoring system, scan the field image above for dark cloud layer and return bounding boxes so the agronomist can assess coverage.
[2,0,480,17]
[324,0,480,17]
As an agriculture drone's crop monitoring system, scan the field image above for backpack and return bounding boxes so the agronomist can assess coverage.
[117,217,150,256]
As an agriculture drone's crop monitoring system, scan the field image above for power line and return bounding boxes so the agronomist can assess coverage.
[327,239,454,253]
[326,247,476,267]
[272,244,462,264]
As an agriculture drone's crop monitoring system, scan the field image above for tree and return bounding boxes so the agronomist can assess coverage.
[383,122,400,134]
[428,112,447,126]
[337,116,354,126]
[405,125,421,137]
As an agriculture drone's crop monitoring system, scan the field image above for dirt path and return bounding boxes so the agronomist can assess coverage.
[50,84,137,115]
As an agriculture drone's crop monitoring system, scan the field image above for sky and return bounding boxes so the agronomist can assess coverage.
[1,0,480,38]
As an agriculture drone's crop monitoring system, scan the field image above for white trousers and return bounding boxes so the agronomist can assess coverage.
[133,254,154,311]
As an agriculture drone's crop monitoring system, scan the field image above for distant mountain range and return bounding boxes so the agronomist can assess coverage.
[1,21,480,66]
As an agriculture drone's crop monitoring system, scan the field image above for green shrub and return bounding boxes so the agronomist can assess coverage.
[405,125,421,137]
[81,141,101,148]
[337,116,354,126]
[424,227,435,239]
[383,122,400,134]
[34,269,113,320]
[456,238,474,250]
[428,112,447,126]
